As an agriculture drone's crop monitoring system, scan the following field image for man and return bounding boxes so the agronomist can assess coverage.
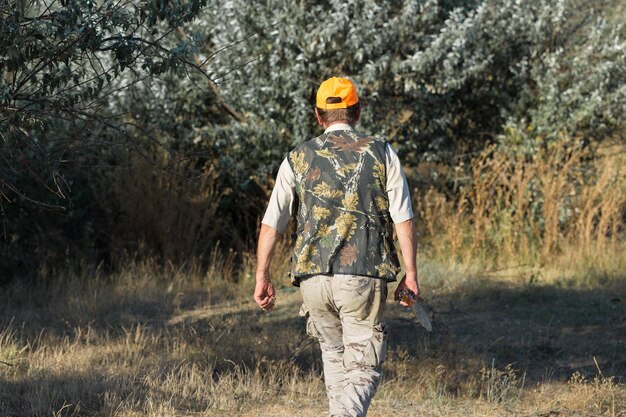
[254,77,419,417]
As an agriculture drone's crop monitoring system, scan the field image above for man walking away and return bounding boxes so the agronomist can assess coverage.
[254,77,420,417]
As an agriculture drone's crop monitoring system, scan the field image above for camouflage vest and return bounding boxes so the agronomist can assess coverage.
[287,129,401,285]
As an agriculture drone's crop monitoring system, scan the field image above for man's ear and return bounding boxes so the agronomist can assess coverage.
[315,107,324,127]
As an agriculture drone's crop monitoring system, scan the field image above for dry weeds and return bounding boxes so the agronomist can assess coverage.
[416,139,626,273]
[1,255,624,417]
[1,140,625,416]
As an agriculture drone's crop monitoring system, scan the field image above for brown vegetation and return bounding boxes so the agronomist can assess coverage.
[1,256,624,416]
[108,148,223,262]
[415,139,626,274]
[1,140,624,416]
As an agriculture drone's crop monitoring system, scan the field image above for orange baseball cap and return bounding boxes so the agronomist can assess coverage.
[316,77,359,110]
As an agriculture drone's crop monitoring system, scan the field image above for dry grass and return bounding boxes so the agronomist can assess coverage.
[1,139,625,416]
[415,139,626,274]
[1,255,624,417]
[108,146,223,262]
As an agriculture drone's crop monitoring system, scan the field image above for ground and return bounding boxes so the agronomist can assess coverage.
[0,264,624,416]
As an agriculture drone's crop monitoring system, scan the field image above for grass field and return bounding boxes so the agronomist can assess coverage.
[2,140,625,416]
[1,258,624,417]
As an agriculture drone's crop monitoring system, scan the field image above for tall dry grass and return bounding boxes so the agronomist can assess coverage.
[1,138,624,416]
[108,146,223,263]
[0,254,324,417]
[416,139,626,276]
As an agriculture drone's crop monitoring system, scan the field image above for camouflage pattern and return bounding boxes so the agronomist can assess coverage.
[287,130,401,285]
[300,274,387,417]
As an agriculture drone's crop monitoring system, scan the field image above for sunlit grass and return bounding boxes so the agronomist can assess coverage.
[1,253,623,416]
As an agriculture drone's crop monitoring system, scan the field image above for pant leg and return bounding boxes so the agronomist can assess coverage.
[300,275,345,416]
[333,275,388,417]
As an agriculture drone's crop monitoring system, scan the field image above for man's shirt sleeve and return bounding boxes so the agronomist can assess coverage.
[261,157,296,233]
[385,143,414,224]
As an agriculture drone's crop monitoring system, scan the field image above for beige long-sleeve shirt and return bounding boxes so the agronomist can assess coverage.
[262,123,414,233]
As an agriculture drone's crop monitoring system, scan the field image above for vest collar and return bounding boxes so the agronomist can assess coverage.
[324,123,354,134]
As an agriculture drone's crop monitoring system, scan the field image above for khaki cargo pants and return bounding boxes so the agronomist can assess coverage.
[299,274,387,417]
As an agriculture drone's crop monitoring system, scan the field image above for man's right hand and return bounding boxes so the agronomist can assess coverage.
[254,275,276,311]
[255,224,279,311]
[394,272,420,307]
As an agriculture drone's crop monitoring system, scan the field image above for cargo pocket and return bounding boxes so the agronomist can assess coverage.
[363,322,387,368]
[344,322,387,370]
[306,316,323,340]
[300,304,323,341]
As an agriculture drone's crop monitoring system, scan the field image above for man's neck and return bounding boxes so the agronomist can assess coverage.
[324,120,353,128]
[323,122,354,133]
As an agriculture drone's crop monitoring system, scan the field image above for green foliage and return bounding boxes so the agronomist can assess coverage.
[197,0,625,175]
[504,10,626,148]
[0,0,212,207]
[0,0,222,280]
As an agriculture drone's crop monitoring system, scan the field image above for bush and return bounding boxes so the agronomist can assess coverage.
[199,0,626,171]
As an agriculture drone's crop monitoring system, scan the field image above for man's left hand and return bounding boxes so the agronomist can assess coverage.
[394,272,420,307]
